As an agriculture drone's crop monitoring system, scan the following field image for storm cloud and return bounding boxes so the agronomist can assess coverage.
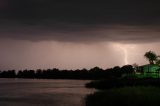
[1,24,160,43]
[1,0,160,25]
[0,0,160,43]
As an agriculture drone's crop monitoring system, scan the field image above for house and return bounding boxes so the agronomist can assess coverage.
[136,64,160,78]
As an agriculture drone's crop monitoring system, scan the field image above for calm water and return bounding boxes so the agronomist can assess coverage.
[0,79,94,106]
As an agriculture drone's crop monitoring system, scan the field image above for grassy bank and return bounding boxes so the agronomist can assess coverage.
[85,86,160,106]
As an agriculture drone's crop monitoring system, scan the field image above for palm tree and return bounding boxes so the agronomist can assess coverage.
[144,51,157,65]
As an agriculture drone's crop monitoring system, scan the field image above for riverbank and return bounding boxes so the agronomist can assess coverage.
[85,86,160,106]
[85,78,160,106]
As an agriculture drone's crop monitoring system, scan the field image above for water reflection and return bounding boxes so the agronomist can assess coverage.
[0,79,94,106]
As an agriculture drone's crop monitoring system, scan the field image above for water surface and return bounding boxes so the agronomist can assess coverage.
[0,79,94,106]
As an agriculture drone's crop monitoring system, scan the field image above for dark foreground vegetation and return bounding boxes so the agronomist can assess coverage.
[85,86,160,106]
[85,78,160,106]
[0,65,134,79]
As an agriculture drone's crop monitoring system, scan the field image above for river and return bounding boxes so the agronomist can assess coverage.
[0,79,94,106]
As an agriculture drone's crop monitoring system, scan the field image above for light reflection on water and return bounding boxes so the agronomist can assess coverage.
[0,79,95,106]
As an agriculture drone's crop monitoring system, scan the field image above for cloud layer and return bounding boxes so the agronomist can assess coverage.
[1,24,160,43]
[0,1,160,43]
[1,0,160,25]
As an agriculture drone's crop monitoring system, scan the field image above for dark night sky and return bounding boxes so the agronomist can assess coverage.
[0,0,160,70]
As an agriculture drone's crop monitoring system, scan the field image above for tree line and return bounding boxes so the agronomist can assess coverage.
[0,65,134,80]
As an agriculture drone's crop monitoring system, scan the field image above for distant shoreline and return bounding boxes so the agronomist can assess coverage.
[0,65,134,80]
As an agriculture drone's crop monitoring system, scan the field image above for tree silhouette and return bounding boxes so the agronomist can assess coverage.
[121,65,134,75]
[144,51,157,64]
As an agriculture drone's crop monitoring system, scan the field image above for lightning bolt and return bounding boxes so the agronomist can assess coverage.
[120,46,128,65]
[113,43,129,65]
